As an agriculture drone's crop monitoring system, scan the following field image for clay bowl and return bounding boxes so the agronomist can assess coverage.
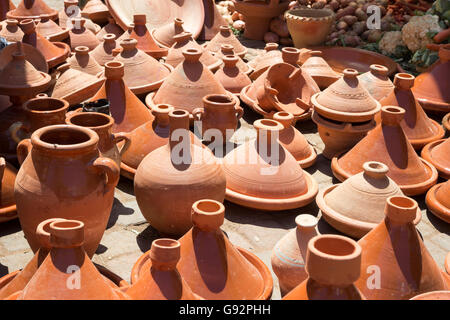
[0,42,48,73]
[444,113,450,132]
[410,291,450,300]
[421,139,450,179]
[129,246,273,300]
[425,182,450,223]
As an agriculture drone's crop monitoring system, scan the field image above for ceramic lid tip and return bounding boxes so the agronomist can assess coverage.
[363,161,389,179]
[153,104,174,114]
[295,214,318,229]
[254,119,284,133]
[19,19,35,32]
[6,19,18,25]
[221,44,234,51]
[191,200,225,231]
[380,106,405,125]
[384,196,418,224]
[120,38,138,50]
[174,18,184,25]
[104,61,125,79]
[220,25,231,32]
[149,238,181,270]
[49,220,85,248]
[273,111,294,127]
[75,46,90,54]
[343,68,359,78]
[222,54,239,65]
[370,64,389,76]
[393,73,415,89]
[103,33,116,41]
[182,48,202,62]
[203,94,234,105]
[169,109,190,132]
[36,218,68,250]
[133,14,147,24]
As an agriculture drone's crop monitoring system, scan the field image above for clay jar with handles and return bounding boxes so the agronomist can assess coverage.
[193,94,244,144]
[65,112,131,168]
[14,125,120,258]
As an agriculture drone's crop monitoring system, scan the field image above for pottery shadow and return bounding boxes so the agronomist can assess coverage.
[116,178,135,196]
[0,218,22,237]
[0,263,9,278]
[95,244,108,255]
[136,225,161,253]
[107,197,135,229]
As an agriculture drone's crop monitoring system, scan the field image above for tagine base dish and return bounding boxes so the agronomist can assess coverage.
[426,183,450,224]
[421,139,450,179]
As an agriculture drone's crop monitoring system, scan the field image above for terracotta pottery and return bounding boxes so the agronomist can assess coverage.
[115,22,134,43]
[0,41,48,73]
[283,235,365,300]
[223,119,318,211]
[0,18,23,41]
[165,32,222,71]
[422,138,450,180]
[35,13,69,42]
[444,113,450,132]
[312,111,376,160]
[91,33,119,66]
[96,17,123,42]
[317,161,422,238]
[232,0,290,41]
[204,25,247,58]
[105,0,205,40]
[90,61,154,133]
[81,0,110,25]
[65,112,131,168]
[214,55,252,96]
[412,44,450,113]
[215,44,252,76]
[134,110,226,236]
[332,106,438,196]
[67,45,103,76]
[147,48,232,118]
[49,63,104,106]
[248,42,282,81]
[193,94,244,143]
[285,8,335,49]
[68,18,100,52]
[273,112,316,168]
[271,214,319,296]
[0,0,14,21]
[126,239,202,300]
[410,291,450,300]
[425,180,450,223]
[300,50,340,89]
[6,0,58,22]
[311,68,381,123]
[355,196,449,299]
[378,73,445,150]
[131,199,273,300]
[198,0,228,41]
[358,64,394,101]
[15,125,120,258]
[152,18,186,49]
[113,38,172,95]
[59,0,101,34]
[0,157,17,223]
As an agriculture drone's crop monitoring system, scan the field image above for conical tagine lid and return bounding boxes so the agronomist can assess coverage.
[358,64,394,101]
[331,106,438,196]
[214,54,252,95]
[68,46,103,76]
[355,196,449,299]
[81,0,110,24]
[421,137,450,180]
[317,161,421,239]
[128,14,168,59]
[0,18,24,42]
[379,73,444,150]
[91,33,119,66]
[152,18,186,49]
[68,18,100,51]
[6,0,58,21]
[59,0,100,35]
[300,50,340,89]
[426,179,450,223]
[35,13,69,42]
[215,44,252,75]
[204,25,247,58]
[96,17,124,42]
[0,157,17,223]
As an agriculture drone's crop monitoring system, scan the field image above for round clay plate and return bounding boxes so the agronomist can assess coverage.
[105,0,205,39]
[0,42,49,73]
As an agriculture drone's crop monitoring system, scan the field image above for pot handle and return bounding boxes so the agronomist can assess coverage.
[36,218,68,249]
[9,122,30,144]
[113,132,132,156]
[236,106,244,120]
[91,157,120,194]
[192,108,204,121]
[17,139,32,165]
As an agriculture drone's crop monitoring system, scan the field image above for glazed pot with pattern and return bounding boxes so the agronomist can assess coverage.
[67,45,102,76]
[300,50,340,89]
[68,18,100,52]
[283,235,365,300]
[91,34,119,66]
[425,179,450,223]
[96,17,123,42]
[213,55,252,97]
[14,125,120,258]
[152,18,186,49]
[215,44,252,76]
[134,110,226,236]
[35,13,69,42]
[355,196,450,299]
[0,18,23,41]
[6,0,58,21]
[248,42,282,81]
[204,25,247,58]
[81,0,110,25]
[358,64,394,101]
[421,137,450,180]
[0,157,17,223]
[0,0,14,21]
[271,214,319,296]
[128,14,168,59]
[332,106,438,196]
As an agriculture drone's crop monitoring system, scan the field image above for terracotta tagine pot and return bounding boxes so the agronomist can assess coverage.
[91,33,119,66]
[65,112,131,168]
[285,8,335,49]
[0,157,17,223]
[6,0,58,22]
[421,138,450,179]
[198,0,227,41]
[215,44,252,76]
[317,161,422,238]
[214,55,252,96]
[81,0,110,25]
[49,63,104,106]
[67,45,102,76]
[223,119,318,211]
[332,106,438,196]
[355,196,450,299]
[90,61,154,133]
[126,239,202,300]
[204,25,247,58]
[14,125,120,258]
[300,50,340,89]
[0,39,48,73]
[273,112,316,168]
[283,234,365,300]
[152,18,186,49]
[59,0,100,34]
[358,64,394,101]
[35,13,69,42]
[96,17,123,42]
[412,44,450,113]
[0,0,14,21]
[271,214,319,296]
[7,219,128,300]
[127,14,168,59]
[410,291,450,300]
[425,179,450,223]
[193,94,244,144]
[68,18,100,52]
[112,39,172,95]
[134,110,226,236]
[165,32,221,71]
[0,18,24,41]
[248,42,282,81]
[232,0,290,41]
[378,73,445,150]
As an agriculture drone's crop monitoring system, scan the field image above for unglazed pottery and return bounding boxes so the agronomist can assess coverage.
[59,0,100,34]
[300,50,340,89]
[410,291,450,300]
[131,199,274,300]
[271,214,319,296]
[0,0,14,21]
[0,157,17,223]
[96,17,123,42]
[425,180,450,223]
[317,161,421,238]
[378,73,445,150]
[204,25,247,58]
[285,8,335,49]
[421,138,450,180]
[91,34,119,66]
[223,119,318,211]
[198,0,227,41]
[6,0,57,21]
[67,46,103,76]
[35,13,69,42]
[0,18,23,41]
[126,239,202,300]
[358,64,394,101]
[15,125,120,258]
[127,14,168,59]
[248,42,282,81]
[82,0,110,25]
[113,38,172,95]
[215,44,252,75]
[68,18,100,52]
[355,196,449,299]
[90,61,154,133]
[214,55,252,96]
[332,106,438,196]
[0,40,48,73]
[152,18,186,49]
[134,110,226,236]
[283,235,365,300]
